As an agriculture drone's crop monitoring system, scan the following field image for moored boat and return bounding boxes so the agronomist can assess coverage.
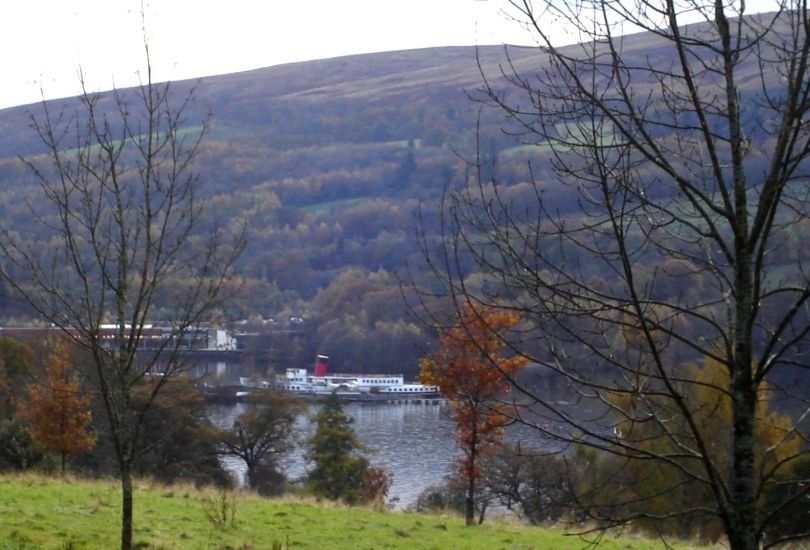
[241,355,442,401]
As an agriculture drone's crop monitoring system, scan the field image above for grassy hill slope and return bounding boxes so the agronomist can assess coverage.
[0,474,711,549]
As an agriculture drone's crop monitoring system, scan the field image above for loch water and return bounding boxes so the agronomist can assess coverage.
[208,401,459,509]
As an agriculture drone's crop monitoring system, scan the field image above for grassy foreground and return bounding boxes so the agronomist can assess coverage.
[0,474,708,549]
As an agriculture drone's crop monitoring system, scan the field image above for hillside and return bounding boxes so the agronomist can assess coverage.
[0,44,553,375]
[0,474,710,549]
[0,15,801,376]
[0,45,541,282]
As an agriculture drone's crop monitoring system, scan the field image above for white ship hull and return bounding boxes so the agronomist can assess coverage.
[240,368,442,401]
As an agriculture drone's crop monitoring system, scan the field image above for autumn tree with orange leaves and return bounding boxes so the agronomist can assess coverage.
[19,341,95,474]
[419,304,525,525]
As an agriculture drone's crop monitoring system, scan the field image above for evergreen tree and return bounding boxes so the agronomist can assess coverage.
[305,393,369,504]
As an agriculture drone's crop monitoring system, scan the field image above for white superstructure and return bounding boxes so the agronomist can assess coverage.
[273,367,440,398]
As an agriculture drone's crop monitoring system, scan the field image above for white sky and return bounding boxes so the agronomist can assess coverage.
[1,0,782,111]
[0,0,538,110]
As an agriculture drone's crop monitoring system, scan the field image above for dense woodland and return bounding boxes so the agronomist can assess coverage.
[0,46,542,375]
[0,34,806,380]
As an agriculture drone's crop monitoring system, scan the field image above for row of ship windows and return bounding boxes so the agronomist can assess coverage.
[283,385,428,393]
[288,379,402,385]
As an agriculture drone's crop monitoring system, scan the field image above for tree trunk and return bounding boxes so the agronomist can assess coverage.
[728,363,757,550]
[247,463,256,490]
[465,422,478,527]
[120,460,133,550]
[720,156,759,550]
[729,319,758,549]
[465,472,476,526]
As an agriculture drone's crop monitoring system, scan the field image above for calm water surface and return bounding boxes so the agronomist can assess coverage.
[208,401,458,509]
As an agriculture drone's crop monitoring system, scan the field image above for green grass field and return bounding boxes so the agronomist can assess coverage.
[0,474,711,549]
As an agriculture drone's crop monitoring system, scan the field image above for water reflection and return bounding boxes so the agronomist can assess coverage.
[208,401,458,509]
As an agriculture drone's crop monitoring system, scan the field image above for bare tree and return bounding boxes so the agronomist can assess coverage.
[0,40,243,549]
[411,2,810,548]
[218,389,302,496]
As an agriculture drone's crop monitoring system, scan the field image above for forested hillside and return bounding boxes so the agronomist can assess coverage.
[0,23,803,376]
[0,45,545,375]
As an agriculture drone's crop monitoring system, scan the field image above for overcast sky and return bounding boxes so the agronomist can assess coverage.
[0,0,542,110]
[2,0,782,111]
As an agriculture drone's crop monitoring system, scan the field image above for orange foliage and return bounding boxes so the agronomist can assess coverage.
[362,465,393,506]
[419,304,525,522]
[18,341,95,471]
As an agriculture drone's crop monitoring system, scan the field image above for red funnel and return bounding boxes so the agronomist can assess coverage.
[314,354,328,377]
